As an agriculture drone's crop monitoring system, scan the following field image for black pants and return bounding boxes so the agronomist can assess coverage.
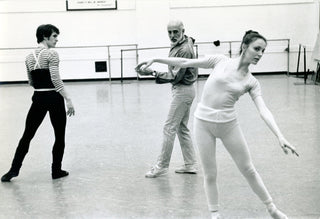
[10,91,67,173]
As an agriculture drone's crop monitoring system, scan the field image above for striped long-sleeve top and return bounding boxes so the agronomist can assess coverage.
[25,47,64,91]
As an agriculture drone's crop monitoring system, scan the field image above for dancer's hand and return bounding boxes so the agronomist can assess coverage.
[135,65,154,76]
[135,62,147,72]
[278,137,299,157]
[135,60,154,72]
[66,99,75,117]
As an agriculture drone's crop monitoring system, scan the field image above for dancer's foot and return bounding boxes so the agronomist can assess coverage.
[1,171,18,182]
[267,204,288,219]
[52,170,69,179]
[211,211,222,219]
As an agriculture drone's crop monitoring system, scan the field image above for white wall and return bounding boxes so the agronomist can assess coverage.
[0,0,318,82]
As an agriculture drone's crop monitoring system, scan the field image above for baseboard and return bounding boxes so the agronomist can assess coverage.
[0,72,314,85]
[0,81,28,85]
[0,77,139,85]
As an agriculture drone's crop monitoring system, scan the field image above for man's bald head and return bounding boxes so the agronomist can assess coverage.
[167,19,184,30]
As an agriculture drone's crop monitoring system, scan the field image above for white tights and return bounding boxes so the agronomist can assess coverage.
[194,118,273,211]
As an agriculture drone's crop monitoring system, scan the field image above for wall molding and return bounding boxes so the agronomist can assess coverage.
[169,0,315,8]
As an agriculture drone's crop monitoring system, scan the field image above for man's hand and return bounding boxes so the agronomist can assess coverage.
[66,99,75,117]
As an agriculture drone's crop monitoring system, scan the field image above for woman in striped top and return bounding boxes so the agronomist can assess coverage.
[1,24,75,182]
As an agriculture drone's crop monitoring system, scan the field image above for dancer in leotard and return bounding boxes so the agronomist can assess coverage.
[1,24,75,182]
[136,30,298,219]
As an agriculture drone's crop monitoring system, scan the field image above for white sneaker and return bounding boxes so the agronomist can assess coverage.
[175,165,198,174]
[145,165,168,178]
[211,211,222,219]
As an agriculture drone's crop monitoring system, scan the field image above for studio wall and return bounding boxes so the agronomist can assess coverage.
[0,0,318,81]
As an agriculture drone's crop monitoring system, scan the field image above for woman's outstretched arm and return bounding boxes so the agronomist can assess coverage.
[136,57,210,71]
[253,96,299,156]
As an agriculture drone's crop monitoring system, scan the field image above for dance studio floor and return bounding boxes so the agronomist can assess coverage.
[0,75,319,219]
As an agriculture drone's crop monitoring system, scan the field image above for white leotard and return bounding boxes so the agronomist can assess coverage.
[194,55,261,123]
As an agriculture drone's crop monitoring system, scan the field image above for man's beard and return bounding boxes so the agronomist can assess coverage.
[170,35,184,47]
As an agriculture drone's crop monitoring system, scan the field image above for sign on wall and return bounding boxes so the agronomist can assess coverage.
[66,0,117,11]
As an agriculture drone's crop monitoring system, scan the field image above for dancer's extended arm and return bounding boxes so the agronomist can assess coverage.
[136,57,210,70]
[253,96,298,156]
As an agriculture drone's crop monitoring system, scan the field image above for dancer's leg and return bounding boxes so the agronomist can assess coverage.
[220,120,288,218]
[194,118,219,212]
[48,94,66,172]
[11,102,47,172]
[220,120,272,204]
[1,101,47,182]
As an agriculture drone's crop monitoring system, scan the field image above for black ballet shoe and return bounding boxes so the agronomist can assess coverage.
[1,171,19,182]
[52,170,69,180]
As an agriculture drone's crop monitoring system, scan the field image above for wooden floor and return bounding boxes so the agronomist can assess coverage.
[0,75,319,219]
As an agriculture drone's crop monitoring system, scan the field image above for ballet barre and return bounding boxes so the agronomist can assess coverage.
[0,44,138,82]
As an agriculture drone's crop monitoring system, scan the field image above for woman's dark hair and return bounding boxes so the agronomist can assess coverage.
[36,24,60,43]
[239,30,267,54]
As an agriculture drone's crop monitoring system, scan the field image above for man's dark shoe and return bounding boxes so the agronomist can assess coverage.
[52,170,69,179]
[1,171,18,182]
